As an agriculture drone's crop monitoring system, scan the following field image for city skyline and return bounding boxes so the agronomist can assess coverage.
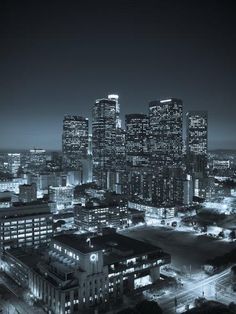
[0,0,236,150]
[1,2,236,313]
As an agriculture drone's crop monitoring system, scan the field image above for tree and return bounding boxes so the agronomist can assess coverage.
[229,230,236,241]
[218,231,225,239]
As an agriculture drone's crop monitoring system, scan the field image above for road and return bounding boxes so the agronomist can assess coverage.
[155,268,234,313]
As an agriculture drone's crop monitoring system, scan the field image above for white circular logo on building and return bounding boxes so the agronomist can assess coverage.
[90,253,97,262]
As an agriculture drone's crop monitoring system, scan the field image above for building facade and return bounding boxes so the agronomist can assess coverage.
[92,97,117,188]
[125,114,150,167]
[74,203,128,231]
[186,111,208,175]
[5,232,170,314]
[0,203,53,253]
[62,115,89,170]
[7,153,21,177]
[149,98,183,171]
[19,183,37,203]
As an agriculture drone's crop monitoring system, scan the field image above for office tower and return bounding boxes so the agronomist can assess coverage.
[115,127,126,168]
[0,203,53,253]
[88,134,92,156]
[149,98,183,171]
[29,148,46,172]
[151,174,184,207]
[148,99,183,206]
[92,97,117,188]
[108,94,121,128]
[8,153,21,177]
[62,115,89,170]
[125,114,149,167]
[186,111,208,175]
[46,151,62,172]
[5,232,170,313]
[19,183,37,203]
[38,173,66,192]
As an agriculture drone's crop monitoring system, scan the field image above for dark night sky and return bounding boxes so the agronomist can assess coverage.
[0,0,235,150]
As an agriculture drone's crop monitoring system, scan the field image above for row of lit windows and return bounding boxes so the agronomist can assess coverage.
[3,218,46,225]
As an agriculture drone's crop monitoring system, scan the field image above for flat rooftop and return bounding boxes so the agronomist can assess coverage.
[53,232,163,258]
[93,233,162,254]
[0,202,51,218]
[53,234,103,254]
[6,248,42,269]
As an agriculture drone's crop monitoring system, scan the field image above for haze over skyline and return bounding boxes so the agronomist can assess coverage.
[0,0,235,150]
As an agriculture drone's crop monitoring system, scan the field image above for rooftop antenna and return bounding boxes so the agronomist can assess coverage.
[86,237,92,247]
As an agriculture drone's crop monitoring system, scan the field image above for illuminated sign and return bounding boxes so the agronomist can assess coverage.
[90,253,98,262]
[160,99,172,103]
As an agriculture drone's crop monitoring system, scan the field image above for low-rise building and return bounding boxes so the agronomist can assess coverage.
[0,178,27,194]
[4,232,170,313]
[128,201,175,219]
[74,202,128,231]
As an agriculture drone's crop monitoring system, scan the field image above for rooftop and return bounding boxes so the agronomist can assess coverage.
[0,202,51,218]
[53,232,163,259]
[53,234,102,254]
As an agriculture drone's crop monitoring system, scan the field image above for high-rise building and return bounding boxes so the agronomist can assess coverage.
[49,186,74,212]
[19,183,37,203]
[149,98,183,171]
[108,94,121,128]
[29,148,46,172]
[125,114,149,167]
[92,97,117,188]
[62,115,89,170]
[8,153,21,177]
[186,111,208,175]
[115,127,126,170]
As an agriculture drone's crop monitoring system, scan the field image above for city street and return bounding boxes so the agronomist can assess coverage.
[144,267,234,313]
[120,225,236,312]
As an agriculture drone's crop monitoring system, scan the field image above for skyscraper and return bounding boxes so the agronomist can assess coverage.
[108,94,121,129]
[125,114,149,167]
[8,153,21,177]
[149,98,183,171]
[186,111,208,175]
[62,115,89,170]
[148,98,184,206]
[29,148,46,172]
[19,183,37,203]
[92,97,117,188]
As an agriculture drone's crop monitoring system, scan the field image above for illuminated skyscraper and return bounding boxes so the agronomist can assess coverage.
[19,183,37,203]
[29,148,46,172]
[8,153,21,177]
[108,94,121,128]
[125,114,149,167]
[92,97,117,188]
[186,111,208,154]
[186,111,208,175]
[62,115,89,170]
[149,98,183,171]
